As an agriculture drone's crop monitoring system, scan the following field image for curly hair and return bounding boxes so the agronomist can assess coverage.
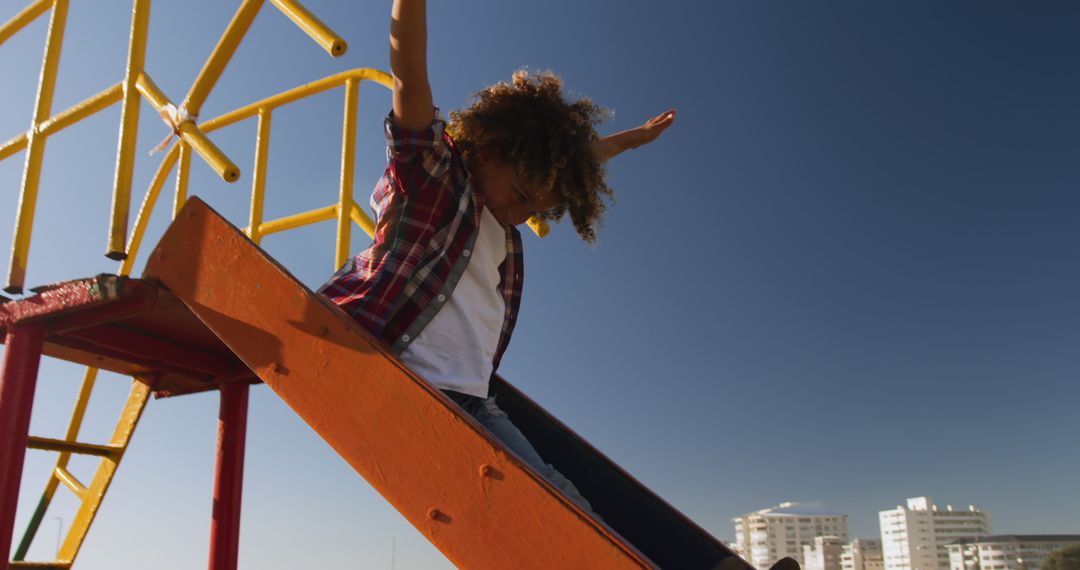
[448,70,612,243]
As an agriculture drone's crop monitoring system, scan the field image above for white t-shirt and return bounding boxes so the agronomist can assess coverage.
[398,208,507,397]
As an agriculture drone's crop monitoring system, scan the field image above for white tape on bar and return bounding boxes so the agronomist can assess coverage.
[149,103,198,155]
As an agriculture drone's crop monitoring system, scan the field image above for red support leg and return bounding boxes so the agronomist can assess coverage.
[208,382,249,570]
[0,325,44,570]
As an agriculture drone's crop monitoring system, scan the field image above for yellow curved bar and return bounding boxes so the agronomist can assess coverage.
[173,143,191,219]
[0,0,51,46]
[270,0,347,57]
[200,68,392,132]
[118,144,180,277]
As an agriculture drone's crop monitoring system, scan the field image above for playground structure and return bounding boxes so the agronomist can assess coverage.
[1,1,744,568]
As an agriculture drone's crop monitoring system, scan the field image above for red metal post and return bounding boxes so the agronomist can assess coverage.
[207,382,249,570]
[0,325,45,570]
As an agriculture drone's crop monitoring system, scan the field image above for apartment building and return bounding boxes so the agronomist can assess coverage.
[842,539,884,570]
[880,497,991,570]
[804,536,846,570]
[947,535,1080,570]
[734,502,849,568]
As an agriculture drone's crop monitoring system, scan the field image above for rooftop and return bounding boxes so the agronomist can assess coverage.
[949,535,1080,546]
[743,502,844,518]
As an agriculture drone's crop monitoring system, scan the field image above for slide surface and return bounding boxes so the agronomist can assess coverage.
[144,198,746,570]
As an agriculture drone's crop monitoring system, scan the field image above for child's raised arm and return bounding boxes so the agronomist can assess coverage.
[389,0,435,129]
[594,109,677,162]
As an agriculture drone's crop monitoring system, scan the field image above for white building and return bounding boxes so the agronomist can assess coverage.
[880,497,991,570]
[947,535,1080,570]
[804,536,846,570]
[733,502,849,568]
[842,539,884,570]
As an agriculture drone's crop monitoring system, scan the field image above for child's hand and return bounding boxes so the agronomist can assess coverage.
[595,109,676,161]
[628,109,677,149]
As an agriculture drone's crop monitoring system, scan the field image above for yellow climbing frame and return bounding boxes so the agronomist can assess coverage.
[0,0,349,295]
[0,1,393,567]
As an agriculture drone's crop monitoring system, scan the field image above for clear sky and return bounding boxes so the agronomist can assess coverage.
[2,1,1078,568]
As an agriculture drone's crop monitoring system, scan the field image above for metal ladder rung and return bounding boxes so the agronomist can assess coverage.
[26,436,122,458]
[53,466,87,498]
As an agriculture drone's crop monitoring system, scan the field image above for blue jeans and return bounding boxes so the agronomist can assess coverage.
[444,391,595,515]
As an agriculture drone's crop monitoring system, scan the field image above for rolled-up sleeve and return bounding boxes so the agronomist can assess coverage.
[384,111,452,194]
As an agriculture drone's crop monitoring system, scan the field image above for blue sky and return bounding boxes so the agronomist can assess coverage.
[2,1,1078,568]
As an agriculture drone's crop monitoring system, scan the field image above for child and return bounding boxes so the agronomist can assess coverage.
[319,0,674,515]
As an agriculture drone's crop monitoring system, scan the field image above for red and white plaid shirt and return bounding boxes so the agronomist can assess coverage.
[319,112,524,377]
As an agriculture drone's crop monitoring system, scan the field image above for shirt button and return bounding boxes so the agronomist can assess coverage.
[462,249,471,257]
[401,334,411,342]
[436,294,446,302]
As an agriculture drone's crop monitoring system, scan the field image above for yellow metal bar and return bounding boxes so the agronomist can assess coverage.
[132,71,170,112]
[248,108,272,244]
[0,0,51,46]
[58,380,150,563]
[200,68,392,132]
[13,367,98,561]
[107,0,150,260]
[1,84,121,163]
[255,204,337,236]
[38,83,123,137]
[27,437,121,458]
[173,143,191,219]
[9,561,70,569]
[135,72,240,183]
[179,119,241,181]
[527,216,550,238]
[181,0,265,117]
[335,79,358,267]
[269,0,347,57]
[53,466,87,499]
[119,145,179,277]
[0,132,28,162]
[348,199,376,238]
[5,0,69,294]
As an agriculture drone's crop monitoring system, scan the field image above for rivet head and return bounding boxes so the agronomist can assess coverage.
[428,508,441,519]
[479,464,494,477]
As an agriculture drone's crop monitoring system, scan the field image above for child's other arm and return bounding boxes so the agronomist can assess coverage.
[390,0,435,129]
[593,109,676,162]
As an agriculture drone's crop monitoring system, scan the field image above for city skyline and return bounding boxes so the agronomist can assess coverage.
[734,497,1077,570]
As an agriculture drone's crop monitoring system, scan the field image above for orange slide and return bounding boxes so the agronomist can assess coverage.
[143,198,746,570]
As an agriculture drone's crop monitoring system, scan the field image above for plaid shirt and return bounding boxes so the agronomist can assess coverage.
[319,112,524,377]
